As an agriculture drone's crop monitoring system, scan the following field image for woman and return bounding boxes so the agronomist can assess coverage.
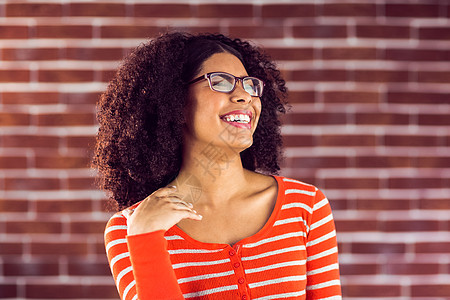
[95,32,341,300]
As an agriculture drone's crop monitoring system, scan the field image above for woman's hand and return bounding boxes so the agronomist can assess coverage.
[123,186,202,236]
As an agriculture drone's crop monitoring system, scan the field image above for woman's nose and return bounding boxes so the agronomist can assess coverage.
[230,80,253,104]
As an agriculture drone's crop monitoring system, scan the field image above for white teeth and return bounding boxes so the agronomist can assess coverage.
[223,114,251,124]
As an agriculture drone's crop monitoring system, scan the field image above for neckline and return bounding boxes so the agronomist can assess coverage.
[169,175,285,249]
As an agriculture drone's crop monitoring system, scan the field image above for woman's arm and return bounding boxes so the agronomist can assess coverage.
[104,186,202,299]
[104,212,184,300]
[305,189,342,299]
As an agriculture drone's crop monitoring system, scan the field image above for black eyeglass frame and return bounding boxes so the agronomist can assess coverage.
[188,72,264,97]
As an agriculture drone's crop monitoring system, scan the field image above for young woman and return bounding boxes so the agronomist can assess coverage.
[94,32,341,300]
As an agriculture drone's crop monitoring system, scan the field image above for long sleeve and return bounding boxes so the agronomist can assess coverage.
[305,188,342,299]
[104,212,184,300]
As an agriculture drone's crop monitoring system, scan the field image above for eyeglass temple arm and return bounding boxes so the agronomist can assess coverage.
[187,74,207,85]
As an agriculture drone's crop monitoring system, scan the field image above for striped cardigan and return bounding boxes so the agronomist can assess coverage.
[104,176,342,299]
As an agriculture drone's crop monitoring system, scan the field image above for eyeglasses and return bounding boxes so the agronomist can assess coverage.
[188,72,264,97]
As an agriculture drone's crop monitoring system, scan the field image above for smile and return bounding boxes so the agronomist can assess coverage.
[220,110,253,129]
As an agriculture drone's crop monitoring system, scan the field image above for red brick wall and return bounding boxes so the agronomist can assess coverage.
[0,1,449,299]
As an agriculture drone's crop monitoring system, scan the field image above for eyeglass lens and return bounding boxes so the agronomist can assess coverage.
[209,73,262,97]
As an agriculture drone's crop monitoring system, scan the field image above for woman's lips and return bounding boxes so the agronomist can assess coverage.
[220,110,253,130]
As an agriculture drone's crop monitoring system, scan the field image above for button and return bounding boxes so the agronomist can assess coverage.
[238,277,245,284]
[234,262,240,268]
[229,250,235,256]
[242,296,247,300]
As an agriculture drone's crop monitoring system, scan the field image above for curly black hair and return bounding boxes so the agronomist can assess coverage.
[92,31,288,210]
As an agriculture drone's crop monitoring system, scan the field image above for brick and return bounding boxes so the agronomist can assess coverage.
[356,25,410,39]
[322,47,377,60]
[292,157,348,169]
[5,178,60,191]
[384,134,441,147]
[351,242,406,254]
[353,70,409,82]
[415,242,450,253]
[265,48,314,61]
[26,284,118,298]
[323,177,379,189]
[36,25,92,39]
[329,198,347,211]
[285,91,315,103]
[385,4,440,18]
[134,4,191,18]
[4,261,59,276]
[6,3,62,17]
[0,284,17,298]
[355,199,411,210]
[66,47,124,61]
[411,284,450,297]
[419,26,450,40]
[291,69,348,82]
[70,221,106,234]
[0,242,23,255]
[69,3,127,16]
[417,156,450,168]
[322,3,376,17]
[101,69,117,82]
[0,199,29,212]
[37,112,95,126]
[0,156,27,169]
[344,284,401,297]
[355,112,410,125]
[30,242,88,256]
[198,4,253,18]
[0,112,30,126]
[417,71,450,83]
[339,263,378,275]
[3,135,59,148]
[229,26,284,39]
[35,156,90,169]
[289,112,347,125]
[353,156,412,168]
[335,220,378,232]
[322,91,380,103]
[382,220,441,232]
[67,177,96,190]
[419,198,450,210]
[2,48,60,60]
[293,25,347,39]
[387,91,449,104]
[282,135,315,147]
[385,48,449,62]
[0,69,29,82]
[36,199,92,213]
[100,25,160,39]
[386,263,439,275]
[38,70,94,82]
[319,134,377,147]
[68,260,110,276]
[1,92,59,104]
[67,135,96,149]
[261,4,315,18]
[61,92,101,105]
[0,25,28,39]
[168,26,222,36]
[388,177,445,189]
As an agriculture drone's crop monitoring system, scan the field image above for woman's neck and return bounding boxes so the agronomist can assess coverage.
[171,140,250,207]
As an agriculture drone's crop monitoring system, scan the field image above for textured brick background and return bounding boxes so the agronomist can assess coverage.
[0,0,449,299]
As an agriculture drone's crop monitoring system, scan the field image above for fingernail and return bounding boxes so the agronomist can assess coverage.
[170,185,177,189]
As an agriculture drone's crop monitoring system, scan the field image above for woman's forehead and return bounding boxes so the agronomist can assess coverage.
[199,52,248,77]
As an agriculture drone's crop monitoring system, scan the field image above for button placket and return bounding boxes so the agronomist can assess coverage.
[228,245,249,299]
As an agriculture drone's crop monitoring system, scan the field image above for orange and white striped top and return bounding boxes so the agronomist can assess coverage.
[104,176,341,300]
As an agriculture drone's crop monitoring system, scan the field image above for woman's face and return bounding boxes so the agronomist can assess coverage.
[184,52,262,152]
